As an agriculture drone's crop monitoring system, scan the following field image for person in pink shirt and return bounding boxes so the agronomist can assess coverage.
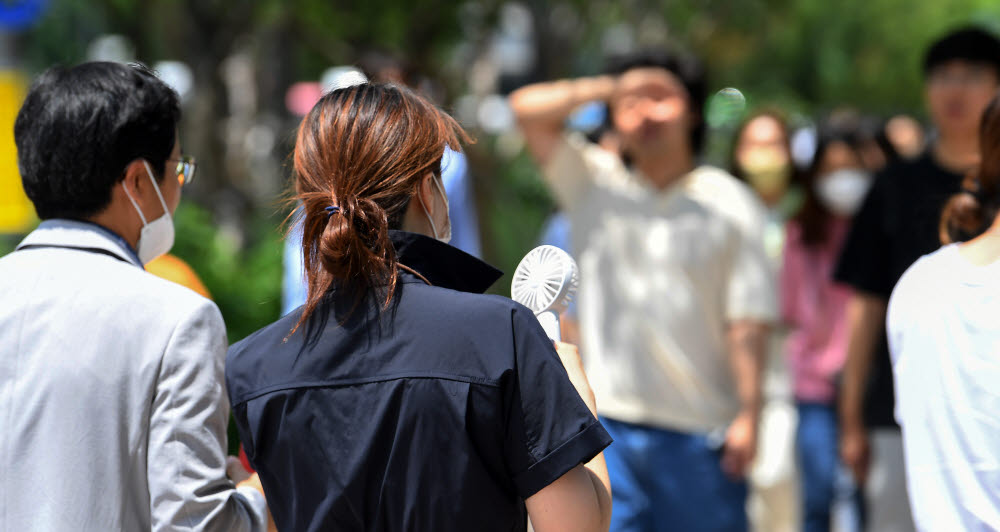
[782,124,874,532]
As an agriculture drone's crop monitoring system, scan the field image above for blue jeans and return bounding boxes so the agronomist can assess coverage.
[796,402,863,532]
[601,417,748,532]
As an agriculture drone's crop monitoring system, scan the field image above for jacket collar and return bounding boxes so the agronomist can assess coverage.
[16,219,144,268]
[390,230,502,294]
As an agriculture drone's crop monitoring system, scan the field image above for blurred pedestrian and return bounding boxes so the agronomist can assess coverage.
[887,93,1000,530]
[835,26,1000,532]
[783,122,872,532]
[731,109,805,263]
[730,109,804,532]
[511,48,776,532]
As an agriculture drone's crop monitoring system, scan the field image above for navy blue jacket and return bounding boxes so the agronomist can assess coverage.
[226,231,611,532]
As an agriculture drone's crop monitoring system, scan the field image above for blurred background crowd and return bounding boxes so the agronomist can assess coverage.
[2,0,995,340]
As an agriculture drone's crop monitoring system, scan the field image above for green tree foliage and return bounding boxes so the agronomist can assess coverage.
[170,202,284,343]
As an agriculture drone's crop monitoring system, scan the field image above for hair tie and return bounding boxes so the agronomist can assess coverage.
[325,205,340,218]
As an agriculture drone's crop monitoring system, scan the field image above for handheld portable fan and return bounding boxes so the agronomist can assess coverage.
[511,245,579,342]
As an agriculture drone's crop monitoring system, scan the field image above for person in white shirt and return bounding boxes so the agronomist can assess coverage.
[887,93,1000,531]
[510,48,776,532]
[0,62,272,531]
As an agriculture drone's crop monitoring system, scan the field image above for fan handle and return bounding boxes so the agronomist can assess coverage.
[536,310,561,342]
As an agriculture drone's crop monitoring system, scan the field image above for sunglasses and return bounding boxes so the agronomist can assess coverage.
[168,155,197,187]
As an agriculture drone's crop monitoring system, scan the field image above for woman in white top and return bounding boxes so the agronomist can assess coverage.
[887,94,1000,531]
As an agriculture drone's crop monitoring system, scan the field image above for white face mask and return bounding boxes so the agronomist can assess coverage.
[122,161,175,264]
[419,174,451,244]
[815,168,872,217]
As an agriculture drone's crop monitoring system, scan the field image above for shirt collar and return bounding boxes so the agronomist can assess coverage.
[390,230,502,294]
[16,219,144,269]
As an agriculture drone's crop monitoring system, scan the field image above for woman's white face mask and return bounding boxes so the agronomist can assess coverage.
[122,161,175,264]
[815,168,872,217]
[419,175,451,244]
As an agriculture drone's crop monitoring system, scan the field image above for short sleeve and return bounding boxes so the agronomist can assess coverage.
[542,132,617,208]
[502,305,613,498]
[726,226,779,323]
[885,277,907,366]
[885,254,931,366]
[834,173,893,297]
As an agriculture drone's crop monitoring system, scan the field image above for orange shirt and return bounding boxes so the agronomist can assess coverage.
[145,254,211,299]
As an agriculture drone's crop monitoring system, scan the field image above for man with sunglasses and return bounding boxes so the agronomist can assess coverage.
[0,62,272,531]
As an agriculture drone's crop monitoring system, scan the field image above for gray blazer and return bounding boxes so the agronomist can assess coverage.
[0,220,267,531]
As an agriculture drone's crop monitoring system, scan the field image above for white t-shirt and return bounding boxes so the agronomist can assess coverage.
[544,133,777,432]
[887,244,1000,531]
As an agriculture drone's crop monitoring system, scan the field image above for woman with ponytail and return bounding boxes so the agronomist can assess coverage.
[886,93,1000,530]
[224,80,612,532]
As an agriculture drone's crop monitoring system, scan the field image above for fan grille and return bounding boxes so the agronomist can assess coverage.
[511,245,578,314]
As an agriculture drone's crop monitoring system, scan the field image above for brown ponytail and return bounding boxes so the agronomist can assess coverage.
[940,94,1000,245]
[289,82,468,334]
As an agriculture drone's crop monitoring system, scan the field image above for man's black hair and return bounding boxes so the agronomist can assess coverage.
[923,26,1000,78]
[605,48,707,154]
[14,61,180,220]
